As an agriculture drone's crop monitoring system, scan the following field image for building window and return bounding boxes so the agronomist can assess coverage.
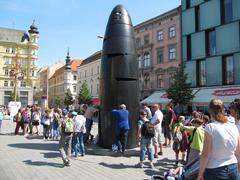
[169,27,176,38]
[221,0,233,24]
[169,47,176,60]
[157,31,163,41]
[197,60,206,86]
[4,81,8,87]
[169,73,174,86]
[73,85,76,92]
[143,52,150,67]
[223,55,234,84]
[4,57,11,65]
[144,74,150,89]
[138,55,142,68]
[186,0,191,9]
[187,35,191,60]
[31,70,35,77]
[10,81,14,87]
[32,49,38,55]
[195,6,200,31]
[20,81,26,87]
[206,29,216,57]
[73,75,77,81]
[21,48,28,55]
[21,59,28,65]
[136,38,141,48]
[157,49,164,64]
[5,48,10,53]
[5,69,9,76]
[144,35,149,45]
[157,74,164,88]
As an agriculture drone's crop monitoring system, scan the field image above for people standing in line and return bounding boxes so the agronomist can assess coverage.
[112,104,130,154]
[172,116,188,165]
[142,103,152,120]
[59,109,74,166]
[136,110,154,168]
[0,109,4,133]
[163,103,176,147]
[150,104,164,158]
[73,111,86,157]
[197,99,240,180]
[183,118,205,163]
[84,102,98,143]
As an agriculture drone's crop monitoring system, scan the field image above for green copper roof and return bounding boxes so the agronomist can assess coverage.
[0,27,29,43]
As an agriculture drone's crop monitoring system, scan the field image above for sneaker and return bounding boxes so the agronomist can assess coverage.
[158,151,163,155]
[135,163,143,168]
[154,154,158,158]
[150,163,154,169]
[63,159,71,166]
[175,161,179,165]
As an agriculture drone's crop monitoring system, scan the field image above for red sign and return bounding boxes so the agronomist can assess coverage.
[160,93,168,98]
[212,88,240,97]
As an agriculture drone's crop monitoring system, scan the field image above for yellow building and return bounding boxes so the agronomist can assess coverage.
[48,52,81,108]
[0,22,39,106]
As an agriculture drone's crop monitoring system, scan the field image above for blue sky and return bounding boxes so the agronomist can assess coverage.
[0,0,181,67]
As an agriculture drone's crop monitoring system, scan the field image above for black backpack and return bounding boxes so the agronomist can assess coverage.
[141,122,155,138]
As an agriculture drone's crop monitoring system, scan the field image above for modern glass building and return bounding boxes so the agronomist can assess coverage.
[181,0,240,107]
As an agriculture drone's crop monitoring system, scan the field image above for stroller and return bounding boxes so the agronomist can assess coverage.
[154,156,200,180]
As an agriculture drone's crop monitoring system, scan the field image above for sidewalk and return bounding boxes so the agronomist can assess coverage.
[0,120,176,180]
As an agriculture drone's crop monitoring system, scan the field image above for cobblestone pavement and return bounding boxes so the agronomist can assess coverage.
[0,119,176,180]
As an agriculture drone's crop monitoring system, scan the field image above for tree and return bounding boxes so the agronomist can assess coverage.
[64,88,73,107]
[77,81,91,104]
[166,64,194,113]
[10,90,20,101]
[55,96,62,108]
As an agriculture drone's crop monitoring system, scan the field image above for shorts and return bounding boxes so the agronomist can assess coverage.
[32,121,39,126]
[153,130,163,145]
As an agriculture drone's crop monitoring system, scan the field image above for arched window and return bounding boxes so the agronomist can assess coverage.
[144,73,150,89]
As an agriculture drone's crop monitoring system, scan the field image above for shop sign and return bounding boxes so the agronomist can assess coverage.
[212,88,240,97]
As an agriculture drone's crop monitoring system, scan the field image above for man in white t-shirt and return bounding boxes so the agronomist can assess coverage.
[150,104,163,158]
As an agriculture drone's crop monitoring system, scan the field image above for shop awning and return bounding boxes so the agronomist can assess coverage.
[192,87,240,106]
[141,91,171,105]
[141,89,200,105]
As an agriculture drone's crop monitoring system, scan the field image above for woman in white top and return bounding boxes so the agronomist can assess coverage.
[197,99,240,180]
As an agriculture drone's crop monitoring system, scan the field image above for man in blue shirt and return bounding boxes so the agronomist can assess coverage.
[112,104,129,154]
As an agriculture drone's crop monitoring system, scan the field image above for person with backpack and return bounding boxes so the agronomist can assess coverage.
[172,116,188,165]
[136,110,154,168]
[59,109,74,166]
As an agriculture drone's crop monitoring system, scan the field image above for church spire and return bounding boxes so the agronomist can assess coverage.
[65,48,71,70]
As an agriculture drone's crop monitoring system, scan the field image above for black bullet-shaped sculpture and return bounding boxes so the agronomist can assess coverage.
[99,5,139,148]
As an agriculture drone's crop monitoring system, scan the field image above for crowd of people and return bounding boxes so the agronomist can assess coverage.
[1,97,240,179]
[137,99,240,180]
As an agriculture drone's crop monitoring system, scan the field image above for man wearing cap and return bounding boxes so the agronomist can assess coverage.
[112,104,129,154]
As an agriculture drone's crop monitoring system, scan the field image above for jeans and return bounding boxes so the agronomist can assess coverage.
[140,137,153,161]
[116,129,129,152]
[204,163,238,180]
[43,125,50,139]
[83,118,93,143]
[74,132,85,156]
[53,124,59,139]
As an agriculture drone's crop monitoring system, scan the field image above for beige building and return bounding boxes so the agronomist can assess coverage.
[134,6,181,100]
[0,22,39,106]
[48,53,81,107]
[77,51,101,103]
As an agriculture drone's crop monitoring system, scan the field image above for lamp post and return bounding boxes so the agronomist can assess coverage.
[9,48,24,102]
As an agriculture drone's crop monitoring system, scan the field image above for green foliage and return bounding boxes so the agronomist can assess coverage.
[64,88,73,106]
[166,64,194,107]
[55,96,62,108]
[77,81,91,104]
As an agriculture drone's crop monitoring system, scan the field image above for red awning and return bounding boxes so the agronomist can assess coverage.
[91,97,100,105]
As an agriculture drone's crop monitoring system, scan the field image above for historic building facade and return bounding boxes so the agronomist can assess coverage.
[77,51,101,103]
[134,7,181,100]
[0,22,39,107]
[48,52,81,107]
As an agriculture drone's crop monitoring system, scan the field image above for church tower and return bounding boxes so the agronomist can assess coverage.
[64,49,72,93]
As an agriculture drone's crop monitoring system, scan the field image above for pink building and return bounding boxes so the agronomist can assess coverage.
[134,6,181,100]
